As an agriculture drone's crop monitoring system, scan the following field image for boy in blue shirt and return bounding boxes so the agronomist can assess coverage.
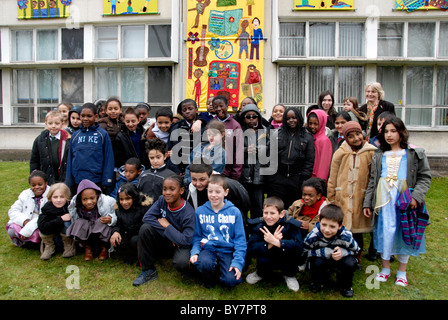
[189,174,247,288]
[65,103,115,195]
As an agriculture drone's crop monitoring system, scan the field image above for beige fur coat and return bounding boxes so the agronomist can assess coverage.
[327,141,377,233]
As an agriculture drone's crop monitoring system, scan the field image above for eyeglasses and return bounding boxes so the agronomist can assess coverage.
[244,115,259,119]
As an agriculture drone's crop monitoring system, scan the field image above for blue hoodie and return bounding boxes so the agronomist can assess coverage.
[65,123,115,187]
[191,200,247,271]
[110,164,145,199]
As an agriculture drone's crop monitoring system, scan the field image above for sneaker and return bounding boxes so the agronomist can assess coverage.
[298,264,306,272]
[375,272,391,282]
[132,269,158,286]
[310,283,324,293]
[284,276,300,292]
[340,287,354,298]
[246,271,263,285]
[395,277,408,287]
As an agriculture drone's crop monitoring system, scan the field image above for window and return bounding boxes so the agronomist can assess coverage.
[37,69,58,104]
[278,66,305,104]
[406,66,433,106]
[61,68,84,103]
[12,30,33,62]
[96,27,118,59]
[338,66,364,104]
[121,67,145,102]
[62,28,84,60]
[309,23,335,57]
[279,22,305,57]
[37,30,58,61]
[148,25,171,57]
[122,26,145,59]
[95,67,118,99]
[439,22,448,57]
[309,66,334,102]
[148,67,172,103]
[377,66,403,105]
[13,69,33,104]
[408,23,435,58]
[378,23,403,57]
[339,23,364,57]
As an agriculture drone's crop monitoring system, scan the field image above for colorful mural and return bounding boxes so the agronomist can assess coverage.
[186,0,264,112]
[294,0,354,10]
[395,0,448,12]
[18,0,72,19]
[102,0,158,15]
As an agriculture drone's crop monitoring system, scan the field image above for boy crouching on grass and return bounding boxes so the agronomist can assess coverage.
[303,204,359,298]
[246,196,303,292]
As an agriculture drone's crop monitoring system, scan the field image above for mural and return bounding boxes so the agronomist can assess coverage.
[294,0,354,10]
[18,0,72,19]
[102,0,158,15]
[395,0,448,12]
[186,0,264,112]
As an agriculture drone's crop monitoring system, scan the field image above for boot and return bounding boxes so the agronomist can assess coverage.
[98,242,109,261]
[39,233,55,260]
[60,234,76,258]
[80,240,93,261]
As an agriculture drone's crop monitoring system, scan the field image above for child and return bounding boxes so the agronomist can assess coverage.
[98,97,124,142]
[66,179,117,261]
[342,96,368,130]
[363,116,431,287]
[113,107,146,168]
[189,175,247,288]
[110,183,153,264]
[212,95,244,181]
[37,183,74,260]
[329,111,351,154]
[303,204,360,298]
[168,99,207,175]
[246,197,302,292]
[133,175,195,286]
[6,171,50,247]
[144,107,173,143]
[268,104,286,131]
[238,103,269,218]
[57,102,73,129]
[65,105,82,135]
[288,177,329,238]
[95,99,107,119]
[327,121,377,260]
[137,138,175,200]
[65,103,115,195]
[136,102,155,130]
[199,96,216,123]
[266,107,315,209]
[30,110,70,185]
[307,109,333,182]
[111,157,145,199]
[184,120,226,185]
[368,111,394,149]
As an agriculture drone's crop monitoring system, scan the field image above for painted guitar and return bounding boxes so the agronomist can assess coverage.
[194,25,209,67]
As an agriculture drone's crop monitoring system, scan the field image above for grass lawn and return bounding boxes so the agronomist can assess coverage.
[1,161,447,304]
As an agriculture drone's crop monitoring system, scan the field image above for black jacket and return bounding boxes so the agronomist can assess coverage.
[111,196,152,238]
[113,123,147,168]
[359,100,395,138]
[30,129,70,185]
[38,201,69,235]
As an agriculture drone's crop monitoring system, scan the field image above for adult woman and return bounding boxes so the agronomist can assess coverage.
[317,90,336,130]
[359,82,395,140]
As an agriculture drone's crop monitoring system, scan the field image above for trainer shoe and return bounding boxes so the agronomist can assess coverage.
[395,277,408,287]
[375,272,391,282]
[340,287,354,298]
[284,276,300,292]
[246,271,263,284]
[132,269,158,286]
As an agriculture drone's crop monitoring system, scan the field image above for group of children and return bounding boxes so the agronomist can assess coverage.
[6,89,431,297]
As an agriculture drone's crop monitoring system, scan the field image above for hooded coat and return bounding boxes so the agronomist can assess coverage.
[327,140,377,233]
[308,109,333,182]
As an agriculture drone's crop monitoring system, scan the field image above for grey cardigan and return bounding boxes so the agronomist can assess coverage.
[363,146,432,211]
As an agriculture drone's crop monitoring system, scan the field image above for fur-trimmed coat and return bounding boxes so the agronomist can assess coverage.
[327,140,377,233]
[287,197,329,233]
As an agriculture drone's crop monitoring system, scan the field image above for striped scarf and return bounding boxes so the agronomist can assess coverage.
[366,101,378,139]
[396,188,429,250]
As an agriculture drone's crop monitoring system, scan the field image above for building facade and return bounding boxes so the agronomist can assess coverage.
[0,0,447,158]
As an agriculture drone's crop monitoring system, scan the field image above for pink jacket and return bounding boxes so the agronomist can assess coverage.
[309,109,333,181]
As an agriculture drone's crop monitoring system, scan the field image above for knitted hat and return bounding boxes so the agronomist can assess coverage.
[342,121,362,137]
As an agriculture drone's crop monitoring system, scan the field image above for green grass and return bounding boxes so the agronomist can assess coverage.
[1,162,448,301]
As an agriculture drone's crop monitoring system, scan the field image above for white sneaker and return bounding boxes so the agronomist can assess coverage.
[284,276,300,292]
[298,264,306,272]
[246,271,263,284]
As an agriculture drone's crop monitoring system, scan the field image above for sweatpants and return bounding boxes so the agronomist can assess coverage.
[137,223,191,274]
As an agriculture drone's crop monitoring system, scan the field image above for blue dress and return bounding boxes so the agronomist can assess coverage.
[373,150,426,258]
